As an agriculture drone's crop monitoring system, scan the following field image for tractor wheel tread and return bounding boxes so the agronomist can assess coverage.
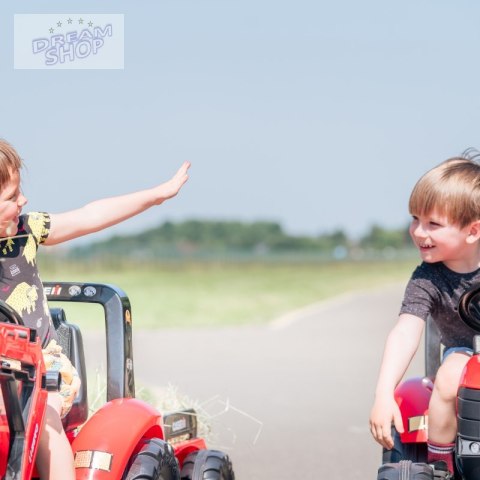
[180,449,234,480]
[125,438,180,480]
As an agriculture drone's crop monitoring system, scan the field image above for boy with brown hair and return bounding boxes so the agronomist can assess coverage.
[0,139,190,479]
[370,154,480,476]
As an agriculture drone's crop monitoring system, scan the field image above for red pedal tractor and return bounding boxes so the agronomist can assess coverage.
[381,283,480,479]
[0,281,235,479]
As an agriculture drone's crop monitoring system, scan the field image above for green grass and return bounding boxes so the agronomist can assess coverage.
[38,259,417,329]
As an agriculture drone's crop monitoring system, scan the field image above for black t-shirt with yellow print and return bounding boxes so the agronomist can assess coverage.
[0,212,55,347]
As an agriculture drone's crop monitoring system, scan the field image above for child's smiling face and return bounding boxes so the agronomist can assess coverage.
[0,169,27,238]
[409,210,480,272]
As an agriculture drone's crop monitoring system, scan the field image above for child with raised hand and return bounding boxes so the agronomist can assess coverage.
[370,152,480,476]
[0,139,190,479]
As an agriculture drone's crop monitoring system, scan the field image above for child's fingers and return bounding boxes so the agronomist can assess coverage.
[71,376,81,396]
[378,424,393,449]
[393,404,404,434]
[370,416,395,450]
[174,161,191,179]
[382,424,394,450]
[60,379,80,418]
[165,163,190,195]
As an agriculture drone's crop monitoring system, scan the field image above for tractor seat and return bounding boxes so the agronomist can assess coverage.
[50,307,89,432]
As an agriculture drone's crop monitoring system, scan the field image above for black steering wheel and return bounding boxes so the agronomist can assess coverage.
[0,301,24,325]
[458,284,480,332]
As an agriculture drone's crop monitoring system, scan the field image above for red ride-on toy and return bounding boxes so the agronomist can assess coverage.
[380,283,480,479]
[0,281,235,480]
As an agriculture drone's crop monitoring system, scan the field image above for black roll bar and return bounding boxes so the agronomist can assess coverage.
[43,282,135,401]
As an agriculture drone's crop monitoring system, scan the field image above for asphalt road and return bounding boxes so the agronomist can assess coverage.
[83,282,425,479]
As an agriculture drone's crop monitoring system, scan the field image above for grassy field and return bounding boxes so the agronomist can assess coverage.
[38,258,417,330]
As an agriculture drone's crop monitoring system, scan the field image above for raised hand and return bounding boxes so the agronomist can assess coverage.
[153,161,191,204]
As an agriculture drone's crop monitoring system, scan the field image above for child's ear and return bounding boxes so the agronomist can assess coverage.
[467,220,480,243]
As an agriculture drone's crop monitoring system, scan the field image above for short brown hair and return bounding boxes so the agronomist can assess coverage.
[409,157,480,228]
[0,140,23,190]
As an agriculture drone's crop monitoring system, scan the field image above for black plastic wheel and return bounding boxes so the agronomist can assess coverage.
[382,427,427,464]
[180,450,234,480]
[124,438,180,480]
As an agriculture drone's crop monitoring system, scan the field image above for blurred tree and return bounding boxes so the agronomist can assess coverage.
[68,220,412,260]
[359,224,411,250]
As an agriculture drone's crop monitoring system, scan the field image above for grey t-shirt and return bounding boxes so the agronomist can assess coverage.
[400,262,480,349]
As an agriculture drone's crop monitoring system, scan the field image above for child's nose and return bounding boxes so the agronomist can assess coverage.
[412,222,426,237]
[17,194,27,208]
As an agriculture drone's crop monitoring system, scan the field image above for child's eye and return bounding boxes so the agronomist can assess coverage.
[430,221,442,227]
[7,191,20,202]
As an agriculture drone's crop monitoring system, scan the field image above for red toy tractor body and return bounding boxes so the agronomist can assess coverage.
[0,282,234,480]
[381,284,480,479]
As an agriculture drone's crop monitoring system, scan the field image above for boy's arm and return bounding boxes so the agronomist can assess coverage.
[43,161,190,246]
[369,313,425,450]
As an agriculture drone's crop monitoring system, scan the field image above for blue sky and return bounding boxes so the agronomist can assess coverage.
[2,0,480,243]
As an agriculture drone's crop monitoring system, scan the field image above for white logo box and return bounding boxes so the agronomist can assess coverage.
[14,14,124,70]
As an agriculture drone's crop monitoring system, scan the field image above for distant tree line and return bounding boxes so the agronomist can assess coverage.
[67,220,414,261]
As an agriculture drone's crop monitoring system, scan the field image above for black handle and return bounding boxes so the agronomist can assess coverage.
[43,282,135,401]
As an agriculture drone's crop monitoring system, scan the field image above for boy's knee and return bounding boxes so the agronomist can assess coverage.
[433,372,457,402]
[434,354,469,401]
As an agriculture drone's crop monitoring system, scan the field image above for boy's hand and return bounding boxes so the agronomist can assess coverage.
[369,395,404,450]
[153,161,191,204]
[60,374,81,418]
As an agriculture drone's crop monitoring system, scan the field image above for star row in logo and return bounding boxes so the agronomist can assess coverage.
[48,18,94,34]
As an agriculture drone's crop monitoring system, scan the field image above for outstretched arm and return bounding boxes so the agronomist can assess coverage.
[44,161,190,246]
[369,313,424,449]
